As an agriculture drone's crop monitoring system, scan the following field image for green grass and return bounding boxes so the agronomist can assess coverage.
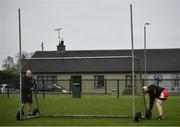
[0,94,180,126]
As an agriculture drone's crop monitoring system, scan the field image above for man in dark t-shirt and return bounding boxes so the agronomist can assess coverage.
[143,85,169,120]
[21,70,34,116]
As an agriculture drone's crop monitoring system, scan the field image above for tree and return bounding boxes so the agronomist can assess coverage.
[15,51,34,62]
[2,56,16,71]
[14,51,34,71]
[0,70,19,89]
[1,52,34,88]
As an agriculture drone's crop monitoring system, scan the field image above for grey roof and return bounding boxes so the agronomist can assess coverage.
[22,49,180,74]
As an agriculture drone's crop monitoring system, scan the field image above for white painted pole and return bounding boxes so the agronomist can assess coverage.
[130,4,135,119]
[18,8,22,120]
[144,25,147,81]
[144,23,150,83]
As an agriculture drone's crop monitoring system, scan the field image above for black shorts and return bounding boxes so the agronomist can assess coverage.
[22,92,33,104]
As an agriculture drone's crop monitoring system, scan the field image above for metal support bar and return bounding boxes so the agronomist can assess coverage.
[142,79,147,111]
[69,79,72,93]
[42,80,45,99]
[21,56,139,60]
[7,85,9,98]
[117,80,120,99]
[21,114,131,120]
[41,114,131,118]
[105,79,107,94]
[177,80,179,95]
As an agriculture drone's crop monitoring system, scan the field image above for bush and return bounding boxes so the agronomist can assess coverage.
[0,70,19,89]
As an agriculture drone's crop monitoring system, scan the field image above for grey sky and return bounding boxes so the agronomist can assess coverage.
[0,0,180,69]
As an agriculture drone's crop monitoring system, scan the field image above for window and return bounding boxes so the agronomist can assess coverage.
[37,76,57,84]
[94,75,104,88]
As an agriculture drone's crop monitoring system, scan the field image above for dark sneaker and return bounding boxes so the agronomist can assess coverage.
[157,115,166,120]
[157,116,162,120]
[28,112,33,116]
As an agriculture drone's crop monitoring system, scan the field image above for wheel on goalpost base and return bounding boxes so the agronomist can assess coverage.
[16,110,24,121]
[135,112,141,122]
[33,108,40,116]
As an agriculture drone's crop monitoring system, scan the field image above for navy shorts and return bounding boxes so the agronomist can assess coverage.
[22,92,32,104]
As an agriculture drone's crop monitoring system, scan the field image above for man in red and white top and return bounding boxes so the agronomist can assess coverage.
[143,84,169,120]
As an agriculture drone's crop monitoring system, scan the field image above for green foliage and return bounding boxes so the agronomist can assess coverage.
[0,52,34,88]
[0,70,19,88]
[1,55,20,88]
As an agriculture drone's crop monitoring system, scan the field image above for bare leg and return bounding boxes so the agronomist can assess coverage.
[20,103,26,117]
[156,99,163,116]
[21,103,27,112]
[21,103,25,111]
[28,103,33,115]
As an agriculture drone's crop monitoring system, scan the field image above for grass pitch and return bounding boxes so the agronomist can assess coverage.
[0,94,180,126]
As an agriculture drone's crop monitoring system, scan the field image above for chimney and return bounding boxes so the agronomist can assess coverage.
[57,38,66,52]
[41,41,44,51]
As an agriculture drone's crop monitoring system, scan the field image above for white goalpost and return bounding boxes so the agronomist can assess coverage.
[17,5,146,121]
[130,4,135,119]
[18,8,23,120]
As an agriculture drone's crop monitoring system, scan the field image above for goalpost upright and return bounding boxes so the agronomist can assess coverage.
[130,4,135,119]
[18,8,23,120]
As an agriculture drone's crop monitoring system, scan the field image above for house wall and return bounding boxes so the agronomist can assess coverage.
[33,73,180,94]
[146,73,180,93]
[33,73,128,94]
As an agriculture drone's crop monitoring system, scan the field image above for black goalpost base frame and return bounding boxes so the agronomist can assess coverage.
[16,83,133,121]
[21,114,131,120]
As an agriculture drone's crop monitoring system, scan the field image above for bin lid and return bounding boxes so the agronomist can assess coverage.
[73,83,80,86]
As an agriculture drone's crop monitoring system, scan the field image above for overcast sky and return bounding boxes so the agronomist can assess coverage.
[0,0,180,69]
